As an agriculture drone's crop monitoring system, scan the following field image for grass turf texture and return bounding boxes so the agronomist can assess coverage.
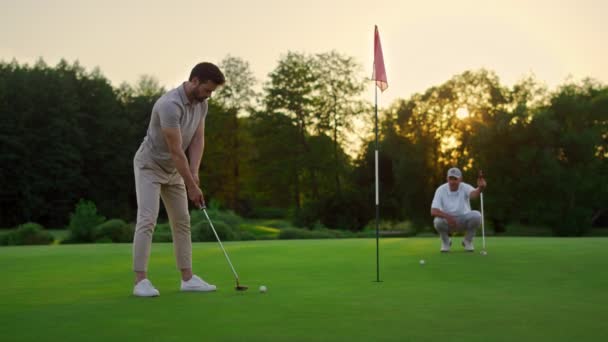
[1,238,607,341]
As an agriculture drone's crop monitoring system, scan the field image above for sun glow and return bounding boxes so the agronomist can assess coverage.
[440,135,459,153]
[456,107,470,120]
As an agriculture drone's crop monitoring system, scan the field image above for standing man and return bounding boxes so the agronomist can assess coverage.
[132,62,225,297]
[431,168,487,253]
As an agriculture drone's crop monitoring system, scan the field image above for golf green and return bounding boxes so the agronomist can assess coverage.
[1,238,607,341]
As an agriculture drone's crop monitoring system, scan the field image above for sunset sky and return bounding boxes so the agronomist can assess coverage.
[1,0,606,106]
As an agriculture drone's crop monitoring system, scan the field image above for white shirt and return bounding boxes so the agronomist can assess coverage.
[431,182,475,217]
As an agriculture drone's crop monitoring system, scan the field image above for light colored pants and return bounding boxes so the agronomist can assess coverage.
[433,211,482,242]
[132,152,191,272]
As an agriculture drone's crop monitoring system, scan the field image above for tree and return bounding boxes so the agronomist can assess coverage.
[207,56,258,210]
[315,51,367,194]
[199,101,241,210]
[215,55,257,116]
[264,52,319,208]
[243,110,301,209]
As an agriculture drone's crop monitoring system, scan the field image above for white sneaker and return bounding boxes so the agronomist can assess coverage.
[441,236,452,253]
[180,275,217,292]
[133,279,160,297]
[462,239,475,252]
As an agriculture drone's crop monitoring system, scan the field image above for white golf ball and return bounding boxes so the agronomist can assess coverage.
[419,259,426,265]
[259,285,267,293]
[480,250,487,256]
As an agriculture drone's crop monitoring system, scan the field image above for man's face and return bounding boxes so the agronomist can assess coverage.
[447,176,461,191]
[192,79,219,102]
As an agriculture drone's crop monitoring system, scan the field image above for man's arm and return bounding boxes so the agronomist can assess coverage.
[469,176,487,200]
[430,208,448,218]
[431,207,458,228]
[161,127,203,207]
[187,118,205,185]
[470,188,482,200]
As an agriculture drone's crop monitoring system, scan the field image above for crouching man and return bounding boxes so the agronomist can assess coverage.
[431,168,486,252]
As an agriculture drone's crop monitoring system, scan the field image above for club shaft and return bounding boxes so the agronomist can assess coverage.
[203,209,240,280]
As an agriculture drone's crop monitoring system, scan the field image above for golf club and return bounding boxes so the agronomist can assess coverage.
[200,206,248,291]
[479,170,487,255]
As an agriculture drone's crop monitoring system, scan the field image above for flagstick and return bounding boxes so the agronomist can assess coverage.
[374,80,381,283]
[372,24,386,283]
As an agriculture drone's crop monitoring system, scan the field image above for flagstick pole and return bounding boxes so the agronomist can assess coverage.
[374,81,380,283]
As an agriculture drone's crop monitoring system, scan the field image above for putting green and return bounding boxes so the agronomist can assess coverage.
[1,237,607,341]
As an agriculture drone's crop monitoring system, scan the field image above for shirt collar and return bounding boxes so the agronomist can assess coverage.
[177,82,191,106]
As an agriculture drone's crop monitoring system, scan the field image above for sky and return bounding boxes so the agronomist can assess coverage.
[1,0,607,106]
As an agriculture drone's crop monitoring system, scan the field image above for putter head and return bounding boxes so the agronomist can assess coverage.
[235,280,248,291]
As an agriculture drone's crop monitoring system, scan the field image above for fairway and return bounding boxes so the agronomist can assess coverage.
[1,238,607,341]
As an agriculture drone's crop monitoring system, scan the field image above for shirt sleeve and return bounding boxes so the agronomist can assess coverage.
[157,101,181,128]
[431,187,443,210]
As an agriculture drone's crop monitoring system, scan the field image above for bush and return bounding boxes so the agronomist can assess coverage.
[250,219,297,230]
[552,208,591,237]
[94,219,133,243]
[65,200,105,243]
[354,230,377,238]
[312,220,328,230]
[0,223,53,245]
[309,229,334,239]
[153,223,173,242]
[392,220,418,237]
[278,227,352,240]
[0,229,15,245]
[193,219,238,242]
[249,207,289,219]
[190,201,243,229]
[499,223,552,236]
[364,220,418,237]
[279,228,312,240]
[294,192,370,230]
[237,231,257,241]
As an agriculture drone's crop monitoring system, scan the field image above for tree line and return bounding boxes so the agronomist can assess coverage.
[0,55,606,236]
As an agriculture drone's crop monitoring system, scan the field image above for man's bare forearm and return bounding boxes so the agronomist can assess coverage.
[431,208,450,218]
[170,150,198,190]
[470,188,481,199]
[188,136,204,173]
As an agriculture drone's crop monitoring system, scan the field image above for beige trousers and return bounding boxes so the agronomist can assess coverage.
[132,151,191,272]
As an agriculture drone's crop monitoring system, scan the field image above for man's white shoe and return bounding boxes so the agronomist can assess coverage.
[133,279,160,297]
[181,275,217,292]
[441,236,452,253]
[462,239,475,252]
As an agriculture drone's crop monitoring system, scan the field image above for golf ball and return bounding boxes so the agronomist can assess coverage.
[259,285,267,293]
[480,250,487,256]
[419,259,426,265]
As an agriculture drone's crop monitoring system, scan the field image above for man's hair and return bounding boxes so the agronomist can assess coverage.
[189,62,225,85]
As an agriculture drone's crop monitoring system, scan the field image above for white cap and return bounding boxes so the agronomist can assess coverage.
[447,167,462,178]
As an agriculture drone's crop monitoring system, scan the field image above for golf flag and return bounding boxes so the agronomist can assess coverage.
[372,25,388,92]
[372,25,388,283]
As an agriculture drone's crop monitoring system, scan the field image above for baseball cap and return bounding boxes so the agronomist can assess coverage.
[447,167,462,178]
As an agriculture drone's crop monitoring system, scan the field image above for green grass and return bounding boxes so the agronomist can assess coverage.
[1,238,607,341]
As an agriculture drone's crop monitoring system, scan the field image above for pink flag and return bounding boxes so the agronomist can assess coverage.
[372,25,388,92]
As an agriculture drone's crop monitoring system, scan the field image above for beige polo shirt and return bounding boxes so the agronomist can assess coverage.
[134,83,208,173]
